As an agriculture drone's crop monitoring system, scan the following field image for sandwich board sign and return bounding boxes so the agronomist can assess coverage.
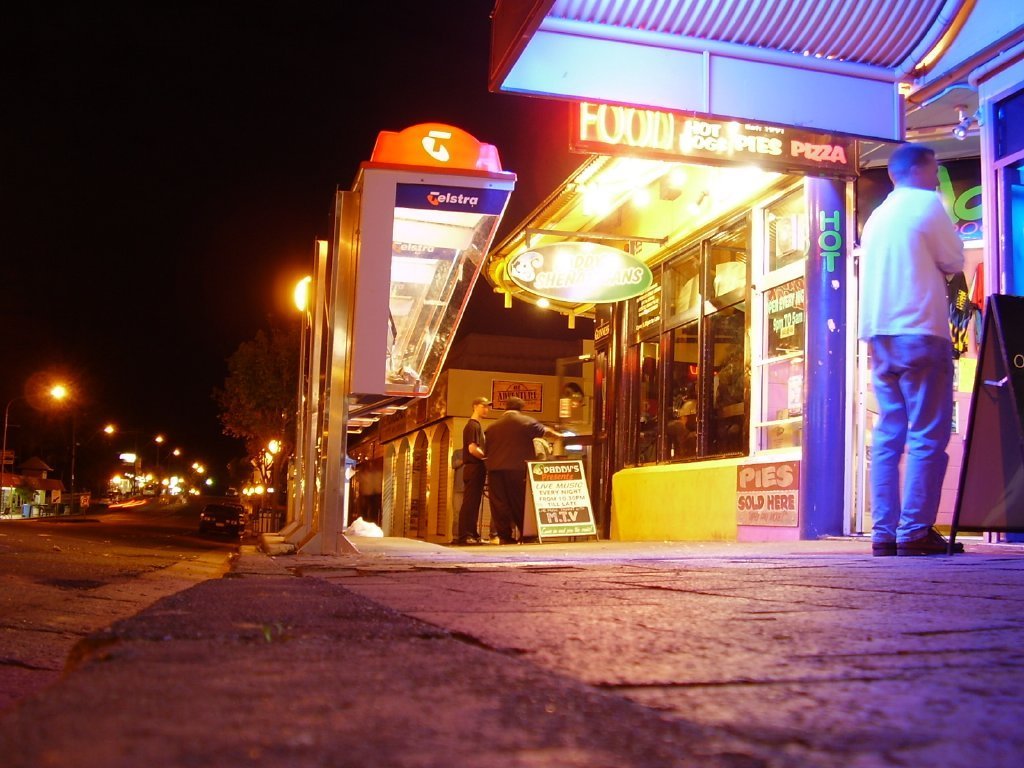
[949,294,1024,549]
[523,460,598,542]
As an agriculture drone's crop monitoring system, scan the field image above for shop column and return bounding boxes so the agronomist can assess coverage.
[802,178,848,537]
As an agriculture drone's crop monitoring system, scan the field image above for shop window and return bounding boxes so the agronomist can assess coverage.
[666,322,699,460]
[1004,162,1024,296]
[996,87,1024,160]
[639,216,750,463]
[757,277,805,450]
[707,222,749,310]
[754,190,807,452]
[766,190,808,272]
[665,248,700,324]
[709,305,748,455]
[636,340,661,465]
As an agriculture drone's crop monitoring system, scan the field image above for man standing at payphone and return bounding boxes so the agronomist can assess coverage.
[859,143,965,557]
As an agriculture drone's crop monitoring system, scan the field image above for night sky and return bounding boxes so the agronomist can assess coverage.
[2,4,591,483]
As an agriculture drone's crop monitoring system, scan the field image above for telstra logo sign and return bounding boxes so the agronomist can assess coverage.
[426,191,479,207]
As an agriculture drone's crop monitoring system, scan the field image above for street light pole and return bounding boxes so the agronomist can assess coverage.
[154,434,165,490]
[70,413,77,512]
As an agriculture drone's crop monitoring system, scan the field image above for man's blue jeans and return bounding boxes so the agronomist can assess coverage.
[869,334,954,544]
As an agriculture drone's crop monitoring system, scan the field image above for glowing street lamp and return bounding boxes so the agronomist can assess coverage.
[154,434,165,478]
[294,275,312,312]
[3,383,68,515]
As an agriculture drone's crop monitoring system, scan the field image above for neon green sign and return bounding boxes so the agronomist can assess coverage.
[507,243,653,303]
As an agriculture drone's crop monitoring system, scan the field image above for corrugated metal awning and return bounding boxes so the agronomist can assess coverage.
[490,0,972,141]
[546,0,950,68]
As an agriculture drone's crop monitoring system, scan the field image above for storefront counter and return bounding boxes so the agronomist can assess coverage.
[610,458,744,541]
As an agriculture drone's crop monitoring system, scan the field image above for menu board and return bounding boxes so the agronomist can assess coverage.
[951,295,1024,539]
[765,277,806,356]
[633,282,662,340]
[523,460,598,541]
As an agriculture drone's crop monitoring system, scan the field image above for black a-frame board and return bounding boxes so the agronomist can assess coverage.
[949,294,1024,552]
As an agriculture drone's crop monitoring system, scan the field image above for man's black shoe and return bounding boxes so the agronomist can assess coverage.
[872,541,897,557]
[452,535,482,546]
[897,529,965,556]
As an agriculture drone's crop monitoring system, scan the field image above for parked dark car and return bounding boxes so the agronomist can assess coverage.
[198,503,246,536]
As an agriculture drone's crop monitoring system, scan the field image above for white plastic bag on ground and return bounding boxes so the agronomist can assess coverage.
[343,516,384,537]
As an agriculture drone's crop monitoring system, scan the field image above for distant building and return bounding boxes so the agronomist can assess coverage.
[1,456,64,517]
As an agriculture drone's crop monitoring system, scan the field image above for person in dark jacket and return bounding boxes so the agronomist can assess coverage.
[484,396,561,543]
[455,396,490,545]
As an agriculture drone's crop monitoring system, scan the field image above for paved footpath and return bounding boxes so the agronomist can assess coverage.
[2,536,1024,767]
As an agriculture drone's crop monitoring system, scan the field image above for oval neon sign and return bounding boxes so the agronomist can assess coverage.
[506,242,653,304]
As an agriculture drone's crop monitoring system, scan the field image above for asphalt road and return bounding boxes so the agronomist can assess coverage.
[0,498,235,712]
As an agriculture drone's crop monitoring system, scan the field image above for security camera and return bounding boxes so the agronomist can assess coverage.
[951,105,973,140]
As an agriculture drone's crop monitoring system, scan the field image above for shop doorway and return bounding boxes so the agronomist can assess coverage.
[851,247,987,536]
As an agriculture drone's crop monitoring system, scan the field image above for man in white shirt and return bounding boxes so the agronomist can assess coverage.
[859,143,965,556]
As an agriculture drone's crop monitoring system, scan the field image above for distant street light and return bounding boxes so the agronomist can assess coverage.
[154,434,165,482]
[47,384,79,512]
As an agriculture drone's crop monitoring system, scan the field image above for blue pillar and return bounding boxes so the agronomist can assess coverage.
[802,178,848,538]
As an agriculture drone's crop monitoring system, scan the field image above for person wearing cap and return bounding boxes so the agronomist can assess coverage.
[455,396,490,545]
[484,396,562,543]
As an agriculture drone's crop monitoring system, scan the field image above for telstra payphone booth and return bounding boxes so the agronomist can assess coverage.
[298,124,515,554]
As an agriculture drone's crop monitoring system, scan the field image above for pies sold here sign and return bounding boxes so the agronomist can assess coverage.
[736,460,800,527]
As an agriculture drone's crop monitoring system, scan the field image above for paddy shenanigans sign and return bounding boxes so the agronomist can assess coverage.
[506,242,653,303]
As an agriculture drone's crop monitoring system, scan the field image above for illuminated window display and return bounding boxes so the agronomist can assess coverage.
[628,215,751,464]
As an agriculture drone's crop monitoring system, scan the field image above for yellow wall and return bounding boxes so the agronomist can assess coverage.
[610,458,743,541]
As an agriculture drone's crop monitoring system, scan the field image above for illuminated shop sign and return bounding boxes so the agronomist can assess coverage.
[491,380,543,412]
[857,161,982,242]
[507,242,653,303]
[394,183,510,214]
[571,101,858,178]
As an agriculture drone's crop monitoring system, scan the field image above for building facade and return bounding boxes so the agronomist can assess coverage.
[484,0,1024,541]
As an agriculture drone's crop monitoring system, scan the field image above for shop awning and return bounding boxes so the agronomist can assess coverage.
[490,0,970,141]
[0,474,64,492]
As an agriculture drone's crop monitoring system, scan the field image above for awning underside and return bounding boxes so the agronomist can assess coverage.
[491,0,967,141]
